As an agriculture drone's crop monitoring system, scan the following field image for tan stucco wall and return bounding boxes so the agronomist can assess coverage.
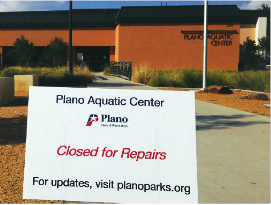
[240,24,256,44]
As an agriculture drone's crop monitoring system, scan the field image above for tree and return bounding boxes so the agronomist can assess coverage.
[258,36,270,64]
[243,37,257,56]
[258,4,270,11]
[42,37,68,67]
[7,36,35,67]
[240,37,270,70]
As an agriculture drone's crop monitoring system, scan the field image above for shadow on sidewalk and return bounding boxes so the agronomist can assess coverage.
[1,96,29,107]
[95,75,109,81]
[196,114,269,131]
[90,82,143,88]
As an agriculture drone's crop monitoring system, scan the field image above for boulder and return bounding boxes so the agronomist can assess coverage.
[233,95,249,99]
[249,93,269,100]
[233,93,269,101]
[203,86,233,94]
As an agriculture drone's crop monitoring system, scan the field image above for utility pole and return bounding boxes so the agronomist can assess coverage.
[69,0,73,75]
[203,0,208,88]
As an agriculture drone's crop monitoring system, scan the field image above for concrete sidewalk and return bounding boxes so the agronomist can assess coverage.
[88,72,157,90]
[88,73,270,203]
[196,101,270,203]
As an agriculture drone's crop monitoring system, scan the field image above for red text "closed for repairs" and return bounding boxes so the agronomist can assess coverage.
[57,146,167,161]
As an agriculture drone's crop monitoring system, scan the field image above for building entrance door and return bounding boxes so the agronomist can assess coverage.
[76,47,110,72]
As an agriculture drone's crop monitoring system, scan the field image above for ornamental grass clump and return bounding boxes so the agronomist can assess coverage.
[131,65,269,92]
[103,67,111,76]
[232,71,270,92]
[132,64,155,85]
[181,69,202,88]
[149,70,170,87]
[207,70,228,87]
[0,66,96,87]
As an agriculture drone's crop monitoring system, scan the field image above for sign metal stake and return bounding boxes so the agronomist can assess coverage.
[69,0,73,75]
[203,0,208,88]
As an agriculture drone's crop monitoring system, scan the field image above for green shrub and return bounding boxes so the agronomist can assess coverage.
[40,37,68,67]
[103,67,111,76]
[7,36,35,67]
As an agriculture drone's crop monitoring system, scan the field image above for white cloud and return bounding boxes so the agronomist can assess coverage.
[0,1,29,12]
[55,0,66,6]
[240,1,270,10]
[0,1,68,12]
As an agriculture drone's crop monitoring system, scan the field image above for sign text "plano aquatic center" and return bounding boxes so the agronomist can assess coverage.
[56,95,165,107]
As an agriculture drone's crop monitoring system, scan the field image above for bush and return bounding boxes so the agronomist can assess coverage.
[103,67,111,76]
[239,36,269,70]
[7,36,35,67]
[0,66,95,87]
[40,37,68,67]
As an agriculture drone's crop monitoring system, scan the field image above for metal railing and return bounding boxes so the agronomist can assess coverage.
[110,61,132,80]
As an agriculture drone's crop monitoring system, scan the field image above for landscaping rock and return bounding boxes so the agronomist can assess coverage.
[202,86,233,94]
[233,95,250,99]
[233,93,269,101]
[249,93,269,100]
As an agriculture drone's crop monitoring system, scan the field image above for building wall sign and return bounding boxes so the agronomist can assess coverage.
[181,30,238,46]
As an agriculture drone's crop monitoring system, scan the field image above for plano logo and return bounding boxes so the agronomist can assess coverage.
[86,114,99,126]
[86,114,129,128]
[101,114,128,123]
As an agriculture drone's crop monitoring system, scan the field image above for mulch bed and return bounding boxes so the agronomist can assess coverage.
[0,89,269,203]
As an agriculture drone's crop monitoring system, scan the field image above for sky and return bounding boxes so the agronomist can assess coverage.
[0,1,270,12]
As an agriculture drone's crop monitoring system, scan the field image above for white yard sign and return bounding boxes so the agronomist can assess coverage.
[23,87,198,203]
